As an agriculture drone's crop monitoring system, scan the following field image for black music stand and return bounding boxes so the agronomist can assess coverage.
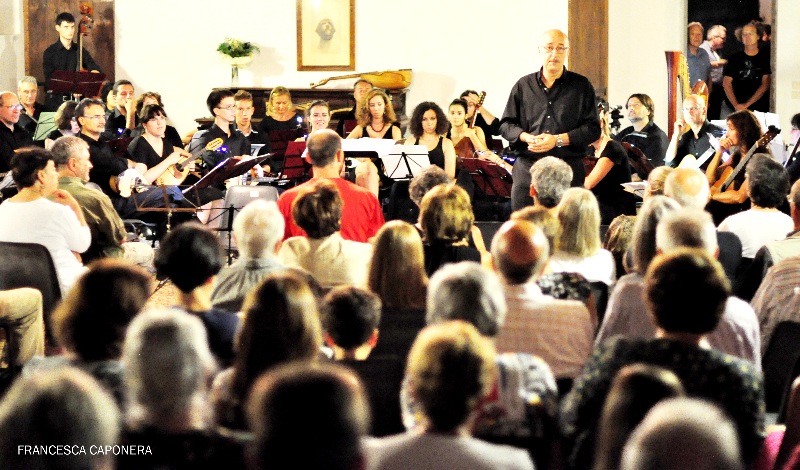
[457,157,512,198]
[186,155,271,193]
[279,141,312,183]
[131,185,200,232]
[381,145,430,180]
[48,70,106,98]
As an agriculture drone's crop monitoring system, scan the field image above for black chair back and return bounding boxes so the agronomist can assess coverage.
[0,241,61,336]
[763,321,800,412]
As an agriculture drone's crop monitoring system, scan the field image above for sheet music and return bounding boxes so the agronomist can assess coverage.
[341,138,397,156]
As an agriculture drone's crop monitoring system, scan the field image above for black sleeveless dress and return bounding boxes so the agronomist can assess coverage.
[414,136,445,170]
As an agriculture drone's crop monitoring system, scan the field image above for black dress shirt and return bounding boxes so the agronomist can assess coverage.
[614,120,669,168]
[42,40,102,85]
[79,132,128,197]
[103,108,132,140]
[18,102,45,137]
[0,123,34,172]
[672,121,725,169]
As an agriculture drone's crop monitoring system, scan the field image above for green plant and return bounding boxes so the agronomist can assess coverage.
[217,38,260,58]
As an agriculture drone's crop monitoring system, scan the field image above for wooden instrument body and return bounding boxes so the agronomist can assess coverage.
[453,91,486,160]
[710,126,781,193]
[665,51,709,140]
[310,69,412,90]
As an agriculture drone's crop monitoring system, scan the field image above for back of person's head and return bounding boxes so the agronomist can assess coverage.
[594,364,685,470]
[556,187,601,257]
[620,398,743,470]
[0,368,119,470]
[51,135,88,169]
[656,209,718,255]
[664,167,710,209]
[54,100,78,131]
[155,222,223,293]
[426,262,506,337]
[491,219,549,285]
[247,362,369,470]
[234,272,322,400]
[645,249,730,335]
[791,179,800,212]
[306,129,342,167]
[511,205,562,251]
[322,286,381,350]
[419,183,474,244]
[53,259,151,362]
[233,200,284,259]
[10,146,53,189]
[406,321,496,433]
[651,168,675,201]
[368,220,428,310]
[605,214,637,258]
[291,178,342,238]
[632,195,681,273]
[747,153,789,208]
[408,166,453,207]
[530,156,573,208]
[206,88,234,115]
[123,308,217,429]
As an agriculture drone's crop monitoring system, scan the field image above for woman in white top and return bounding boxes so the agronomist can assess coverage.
[0,147,90,294]
[550,188,616,285]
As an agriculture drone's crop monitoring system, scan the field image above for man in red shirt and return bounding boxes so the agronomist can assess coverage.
[278,129,384,242]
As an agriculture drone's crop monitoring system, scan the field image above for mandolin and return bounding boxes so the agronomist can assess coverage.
[712,125,780,193]
[157,138,222,186]
[454,91,486,160]
[310,69,412,90]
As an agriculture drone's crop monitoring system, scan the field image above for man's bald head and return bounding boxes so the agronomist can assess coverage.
[664,167,710,209]
[491,220,549,285]
[542,29,569,45]
[306,129,342,168]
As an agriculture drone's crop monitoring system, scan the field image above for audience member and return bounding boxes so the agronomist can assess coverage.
[211,272,322,431]
[24,259,151,404]
[605,214,637,276]
[751,253,800,355]
[723,23,771,114]
[0,91,34,173]
[686,22,712,87]
[701,25,729,120]
[278,178,372,288]
[550,188,616,285]
[277,129,384,242]
[0,147,90,293]
[247,362,369,470]
[644,165,673,198]
[529,155,573,209]
[562,249,765,466]
[154,222,239,366]
[620,398,743,470]
[593,364,685,470]
[366,321,535,470]
[614,93,669,168]
[0,368,119,470]
[0,288,44,367]
[492,219,593,379]
[210,200,285,312]
[120,308,244,469]
[419,183,483,275]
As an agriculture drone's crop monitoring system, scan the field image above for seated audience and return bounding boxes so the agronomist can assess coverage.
[247,362,370,470]
[120,308,244,469]
[367,220,428,359]
[593,364,685,470]
[751,254,800,355]
[561,249,765,466]
[24,259,151,404]
[492,219,594,379]
[403,101,457,178]
[605,214,637,276]
[0,288,43,367]
[550,188,616,285]
[643,165,674,198]
[52,135,154,267]
[620,398,744,470]
[419,183,482,275]
[0,147,90,293]
[211,271,322,431]
[210,200,285,312]
[0,368,119,470]
[277,129,384,242]
[529,156,573,210]
[614,93,668,168]
[154,222,239,366]
[44,100,79,150]
[366,321,535,470]
[278,178,372,288]
[322,285,405,436]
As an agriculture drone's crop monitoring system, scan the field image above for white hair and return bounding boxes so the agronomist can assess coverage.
[656,209,718,255]
[233,200,285,259]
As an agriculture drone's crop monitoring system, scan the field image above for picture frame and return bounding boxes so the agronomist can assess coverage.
[296,0,355,71]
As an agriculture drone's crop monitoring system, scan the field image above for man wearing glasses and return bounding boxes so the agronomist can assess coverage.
[665,94,724,169]
[700,25,728,120]
[190,89,251,173]
[0,92,34,173]
[499,29,601,210]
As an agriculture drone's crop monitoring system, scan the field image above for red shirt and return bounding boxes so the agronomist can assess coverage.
[277,177,384,243]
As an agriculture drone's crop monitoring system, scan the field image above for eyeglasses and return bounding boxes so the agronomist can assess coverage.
[540,46,568,54]
[216,105,236,111]
[2,104,23,111]
[83,115,106,121]
[683,106,705,112]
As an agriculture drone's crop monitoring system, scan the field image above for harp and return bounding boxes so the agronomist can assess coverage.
[665,51,709,139]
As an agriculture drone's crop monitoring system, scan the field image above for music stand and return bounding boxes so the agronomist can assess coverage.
[33,112,57,141]
[381,144,430,180]
[131,185,200,232]
[47,70,106,98]
[279,141,312,182]
[457,157,512,198]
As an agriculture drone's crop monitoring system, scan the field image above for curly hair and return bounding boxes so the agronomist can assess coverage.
[355,89,396,127]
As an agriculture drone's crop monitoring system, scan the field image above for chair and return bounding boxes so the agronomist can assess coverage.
[0,242,62,339]
[218,185,280,261]
[775,375,800,469]
[762,321,800,412]
[475,221,504,248]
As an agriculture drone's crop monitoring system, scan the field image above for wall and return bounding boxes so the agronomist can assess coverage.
[774,0,799,140]
[0,0,24,93]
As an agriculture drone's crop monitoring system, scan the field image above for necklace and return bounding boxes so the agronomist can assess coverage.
[370,121,385,134]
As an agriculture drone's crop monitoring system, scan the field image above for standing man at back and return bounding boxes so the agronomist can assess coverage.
[500,29,600,211]
[42,12,101,111]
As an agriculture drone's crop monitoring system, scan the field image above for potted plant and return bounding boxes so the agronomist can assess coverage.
[218,38,260,86]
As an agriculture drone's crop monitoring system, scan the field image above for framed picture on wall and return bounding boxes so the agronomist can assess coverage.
[296,0,355,71]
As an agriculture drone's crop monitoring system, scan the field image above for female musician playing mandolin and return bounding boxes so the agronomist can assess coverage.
[403,102,456,178]
[127,105,193,185]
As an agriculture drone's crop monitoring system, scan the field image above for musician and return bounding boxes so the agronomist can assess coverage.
[16,76,44,136]
[784,113,800,184]
[42,12,101,110]
[446,98,510,172]
[44,100,80,150]
[687,22,711,87]
[700,25,728,120]
[723,23,771,114]
[461,90,501,141]
[336,79,373,137]
[0,91,34,173]
[102,80,136,140]
[499,29,601,211]
[233,90,271,158]
[347,88,401,197]
[130,91,184,149]
[585,100,635,224]
[664,94,724,169]
[614,93,669,169]
[195,89,251,171]
[258,86,304,161]
[403,102,456,178]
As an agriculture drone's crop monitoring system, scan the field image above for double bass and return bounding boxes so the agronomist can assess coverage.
[77,2,94,72]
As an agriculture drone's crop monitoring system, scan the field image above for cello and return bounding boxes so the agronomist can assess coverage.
[77,2,94,72]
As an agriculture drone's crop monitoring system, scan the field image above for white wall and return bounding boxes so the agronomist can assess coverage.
[774,0,800,141]
[0,0,24,93]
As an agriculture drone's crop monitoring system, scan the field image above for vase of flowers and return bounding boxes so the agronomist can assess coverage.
[218,38,259,86]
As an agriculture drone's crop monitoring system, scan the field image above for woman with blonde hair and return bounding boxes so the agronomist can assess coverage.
[368,220,428,358]
[259,86,304,160]
[551,187,616,285]
[419,184,482,275]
